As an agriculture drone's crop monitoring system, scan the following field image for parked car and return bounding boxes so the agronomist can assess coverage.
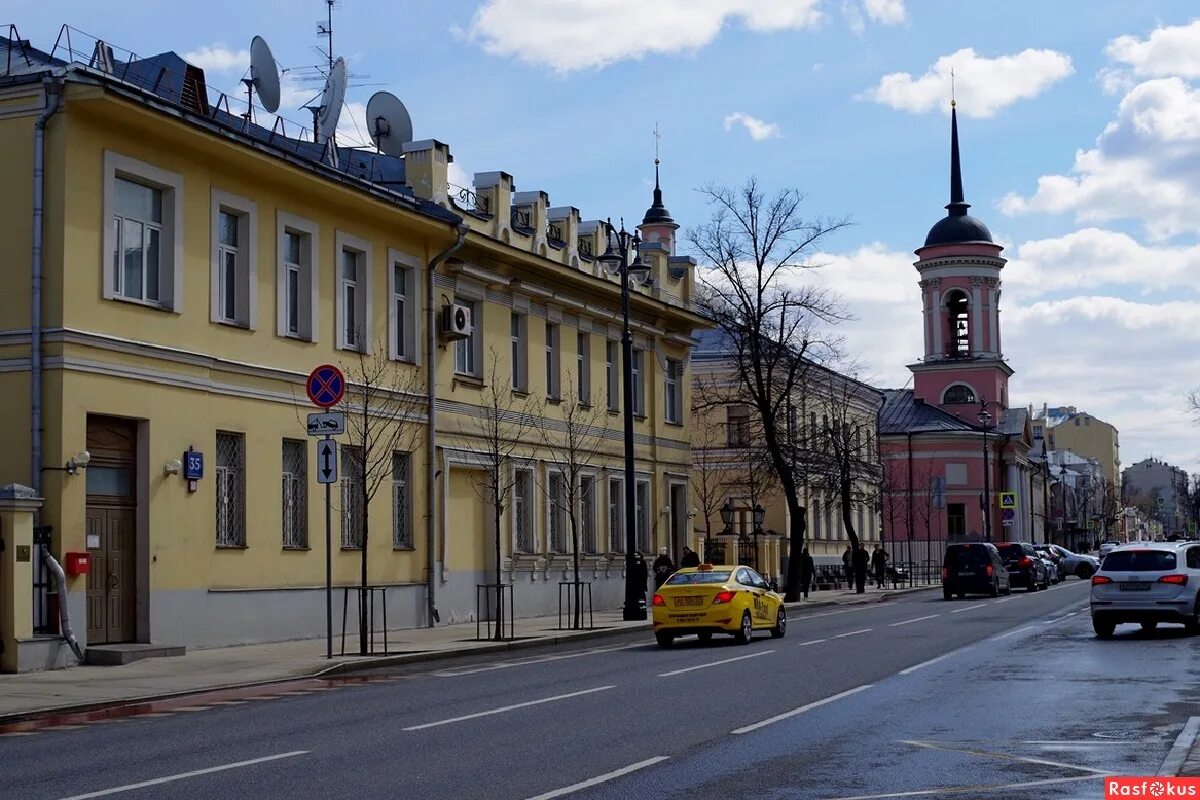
[1040,555,1061,584]
[942,542,1011,599]
[1090,543,1200,638]
[1035,545,1066,582]
[651,564,785,647]
[997,542,1050,591]
[1043,544,1099,579]
[1099,540,1120,561]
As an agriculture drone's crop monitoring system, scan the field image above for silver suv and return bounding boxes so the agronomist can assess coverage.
[1090,543,1200,638]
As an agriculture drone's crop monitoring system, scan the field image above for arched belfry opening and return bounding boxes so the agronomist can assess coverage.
[945,290,970,356]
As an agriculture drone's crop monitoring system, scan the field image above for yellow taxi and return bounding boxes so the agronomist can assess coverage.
[651,563,786,647]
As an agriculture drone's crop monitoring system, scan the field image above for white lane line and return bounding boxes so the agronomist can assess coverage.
[57,751,309,800]
[949,604,986,614]
[994,596,1016,603]
[523,756,670,800]
[898,646,973,676]
[815,773,1100,800]
[991,626,1037,641]
[832,628,872,639]
[657,650,774,677]
[731,684,873,735]
[799,638,828,646]
[402,686,614,731]
[889,614,939,627]
[435,643,644,677]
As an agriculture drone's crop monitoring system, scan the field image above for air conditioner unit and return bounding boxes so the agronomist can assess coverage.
[441,302,473,340]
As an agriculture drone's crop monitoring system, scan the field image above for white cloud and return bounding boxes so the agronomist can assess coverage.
[463,0,822,73]
[1001,77,1200,240]
[865,47,1074,117]
[724,111,782,141]
[841,1,865,36]
[1004,228,1200,295]
[863,0,906,25]
[183,44,249,74]
[1106,20,1200,78]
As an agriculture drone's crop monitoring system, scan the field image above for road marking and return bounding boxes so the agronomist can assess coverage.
[657,650,774,677]
[523,756,669,800]
[814,774,1099,800]
[731,684,873,734]
[832,628,872,639]
[889,614,939,627]
[402,686,614,731]
[994,596,1016,603]
[903,738,1109,775]
[799,638,828,646]
[991,626,1037,641]
[435,643,644,677]
[949,604,986,614]
[898,646,972,675]
[56,751,309,799]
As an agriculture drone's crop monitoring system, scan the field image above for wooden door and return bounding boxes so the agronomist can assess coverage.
[85,506,136,644]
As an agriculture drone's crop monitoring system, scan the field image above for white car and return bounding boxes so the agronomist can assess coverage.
[1090,543,1200,638]
[1098,541,1120,561]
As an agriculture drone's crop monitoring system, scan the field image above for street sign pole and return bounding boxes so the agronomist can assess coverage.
[307,364,345,662]
[325,450,332,660]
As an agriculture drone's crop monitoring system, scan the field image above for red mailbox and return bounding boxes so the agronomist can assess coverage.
[64,552,90,576]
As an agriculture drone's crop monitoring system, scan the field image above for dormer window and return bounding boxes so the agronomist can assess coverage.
[547,221,563,244]
[945,290,970,356]
[577,237,593,258]
[943,384,976,405]
[511,206,533,232]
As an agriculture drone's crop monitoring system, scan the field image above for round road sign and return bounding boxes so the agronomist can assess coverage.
[306,364,346,408]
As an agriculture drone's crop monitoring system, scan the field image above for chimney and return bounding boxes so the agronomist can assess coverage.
[547,206,580,266]
[474,171,514,241]
[402,139,451,207]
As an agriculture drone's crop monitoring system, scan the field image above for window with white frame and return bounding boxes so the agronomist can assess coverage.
[576,332,591,402]
[341,445,365,548]
[336,233,371,352]
[581,474,597,554]
[216,431,246,547]
[548,471,567,552]
[545,322,561,400]
[631,349,645,416]
[390,251,418,361]
[282,439,307,549]
[277,212,318,341]
[608,477,625,553]
[454,298,479,376]
[211,190,257,328]
[393,452,412,549]
[511,312,527,391]
[513,467,534,553]
[606,341,618,411]
[812,496,823,539]
[664,358,682,424]
[635,479,650,553]
[104,152,182,311]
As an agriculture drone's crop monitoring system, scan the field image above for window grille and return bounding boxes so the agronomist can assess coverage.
[393,452,412,548]
[216,432,246,546]
[282,439,307,548]
[341,445,364,548]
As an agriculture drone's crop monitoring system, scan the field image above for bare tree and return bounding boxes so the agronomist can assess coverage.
[689,385,738,553]
[339,341,427,654]
[689,178,850,600]
[461,349,543,641]
[535,371,610,629]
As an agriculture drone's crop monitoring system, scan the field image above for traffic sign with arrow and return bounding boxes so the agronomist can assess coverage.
[317,439,338,484]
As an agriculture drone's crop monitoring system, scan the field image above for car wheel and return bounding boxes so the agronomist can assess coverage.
[770,607,787,639]
[1077,564,1094,580]
[655,632,674,649]
[734,611,753,645]
[989,580,999,598]
[1187,604,1200,635]
[1027,580,1037,592]
[1140,621,1158,633]
[943,589,953,601]
[697,632,713,644]
[1093,616,1116,639]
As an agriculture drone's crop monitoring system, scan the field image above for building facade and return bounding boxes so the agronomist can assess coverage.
[1033,405,1120,490]
[0,31,707,669]
[1123,457,1191,537]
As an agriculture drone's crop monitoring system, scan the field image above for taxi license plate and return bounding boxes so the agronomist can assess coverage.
[675,596,705,607]
[1119,581,1151,591]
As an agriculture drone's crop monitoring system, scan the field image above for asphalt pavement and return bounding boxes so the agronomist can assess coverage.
[3,579,1193,800]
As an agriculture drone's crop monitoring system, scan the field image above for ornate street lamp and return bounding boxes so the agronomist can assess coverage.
[978,397,994,541]
[599,219,651,621]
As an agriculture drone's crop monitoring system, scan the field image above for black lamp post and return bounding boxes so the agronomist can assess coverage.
[598,219,651,621]
[978,397,994,541]
[1041,448,1050,545]
[752,503,765,573]
[711,500,733,564]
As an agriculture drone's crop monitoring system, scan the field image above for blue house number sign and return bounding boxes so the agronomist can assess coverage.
[184,449,204,490]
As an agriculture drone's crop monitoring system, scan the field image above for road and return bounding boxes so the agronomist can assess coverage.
[3,579,1194,800]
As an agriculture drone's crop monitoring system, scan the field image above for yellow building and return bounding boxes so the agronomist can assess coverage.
[0,32,706,669]
[1033,405,1121,489]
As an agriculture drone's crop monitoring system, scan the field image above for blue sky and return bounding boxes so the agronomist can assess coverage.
[11,0,1200,477]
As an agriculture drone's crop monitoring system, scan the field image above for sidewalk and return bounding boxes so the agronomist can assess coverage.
[0,583,935,722]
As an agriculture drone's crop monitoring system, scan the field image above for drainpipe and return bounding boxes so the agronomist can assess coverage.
[42,554,83,663]
[425,223,469,627]
[32,76,63,496]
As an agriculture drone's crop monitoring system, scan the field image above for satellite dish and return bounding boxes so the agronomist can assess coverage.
[365,91,413,157]
[248,35,280,114]
[315,57,347,145]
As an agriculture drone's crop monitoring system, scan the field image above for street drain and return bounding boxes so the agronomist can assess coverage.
[1093,730,1143,739]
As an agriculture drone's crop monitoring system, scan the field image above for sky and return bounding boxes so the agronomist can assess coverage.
[10,0,1200,475]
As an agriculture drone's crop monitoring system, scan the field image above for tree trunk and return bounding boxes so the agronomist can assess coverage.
[571,514,582,630]
[840,476,860,551]
[359,478,369,656]
[494,489,504,642]
[783,494,807,601]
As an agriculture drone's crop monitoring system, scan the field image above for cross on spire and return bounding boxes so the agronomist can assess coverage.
[951,67,956,108]
[652,122,661,166]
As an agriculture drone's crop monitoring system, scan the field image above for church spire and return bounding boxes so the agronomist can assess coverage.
[642,123,676,227]
[947,102,969,217]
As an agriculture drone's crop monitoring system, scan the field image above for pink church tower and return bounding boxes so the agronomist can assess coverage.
[911,103,1011,421]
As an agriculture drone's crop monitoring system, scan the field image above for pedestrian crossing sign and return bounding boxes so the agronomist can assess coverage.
[1190,522,1197,534]
[999,492,1017,510]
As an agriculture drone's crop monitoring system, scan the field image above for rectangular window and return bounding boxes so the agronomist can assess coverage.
[104,152,182,311]
[576,332,591,402]
[727,405,750,447]
[278,213,318,341]
[341,249,361,350]
[812,497,823,539]
[581,475,597,554]
[392,452,412,549]
[393,263,409,359]
[548,471,566,552]
[546,322,560,399]
[609,477,625,553]
[210,191,257,328]
[454,298,478,376]
[218,211,238,322]
[664,358,681,424]
[511,312,527,391]
[514,467,534,553]
[282,439,307,549]
[606,341,618,411]
[216,432,246,547]
[631,349,645,416]
[635,479,650,553]
[113,178,163,304]
[285,232,301,335]
[341,445,365,548]
[947,503,967,538]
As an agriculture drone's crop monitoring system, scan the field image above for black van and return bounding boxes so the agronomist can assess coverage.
[943,542,1011,599]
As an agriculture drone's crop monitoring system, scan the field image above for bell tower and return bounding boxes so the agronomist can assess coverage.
[909,104,1012,422]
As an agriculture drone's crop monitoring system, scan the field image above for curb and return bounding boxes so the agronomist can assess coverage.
[1159,716,1200,776]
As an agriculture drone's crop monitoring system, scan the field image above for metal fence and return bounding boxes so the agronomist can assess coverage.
[32,525,53,634]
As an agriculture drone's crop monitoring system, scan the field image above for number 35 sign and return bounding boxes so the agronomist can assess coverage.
[184,448,204,493]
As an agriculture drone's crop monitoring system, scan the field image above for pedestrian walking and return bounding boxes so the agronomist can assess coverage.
[652,547,676,588]
[798,547,815,600]
[842,545,853,590]
[872,545,888,588]
[852,543,870,594]
[680,546,701,568]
